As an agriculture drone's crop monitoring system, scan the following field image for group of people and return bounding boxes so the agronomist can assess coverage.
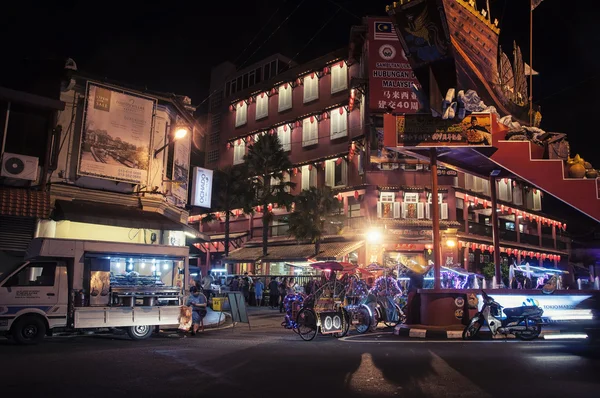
[228,273,298,311]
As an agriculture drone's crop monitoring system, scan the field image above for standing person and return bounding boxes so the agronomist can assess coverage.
[242,273,250,304]
[202,273,214,299]
[254,278,264,307]
[268,277,279,309]
[279,277,288,313]
[230,276,240,291]
[286,277,297,295]
[186,286,207,336]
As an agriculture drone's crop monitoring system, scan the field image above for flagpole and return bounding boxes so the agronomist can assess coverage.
[529,0,534,126]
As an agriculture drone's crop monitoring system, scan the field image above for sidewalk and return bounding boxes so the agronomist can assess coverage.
[394,323,575,339]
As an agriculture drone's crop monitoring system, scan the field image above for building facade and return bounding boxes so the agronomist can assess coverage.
[1,59,204,272]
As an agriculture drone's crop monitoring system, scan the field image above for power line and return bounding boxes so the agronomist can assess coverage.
[287,7,342,66]
[325,0,362,21]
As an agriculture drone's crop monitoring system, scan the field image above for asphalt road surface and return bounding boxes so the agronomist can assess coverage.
[1,309,599,398]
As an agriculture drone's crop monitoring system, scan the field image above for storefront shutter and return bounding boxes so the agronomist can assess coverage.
[417,202,424,219]
[393,202,400,218]
[401,202,408,219]
[0,216,36,252]
[441,203,449,219]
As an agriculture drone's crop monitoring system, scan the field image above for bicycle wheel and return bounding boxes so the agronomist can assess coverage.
[383,304,403,328]
[333,308,350,338]
[354,304,372,334]
[296,308,318,341]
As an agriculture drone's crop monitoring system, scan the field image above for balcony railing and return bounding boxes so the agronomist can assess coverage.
[460,221,563,250]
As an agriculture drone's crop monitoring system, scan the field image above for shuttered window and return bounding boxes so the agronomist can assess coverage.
[235,101,247,127]
[331,62,348,94]
[302,117,318,147]
[330,107,347,139]
[278,83,292,112]
[303,73,319,103]
[233,140,246,165]
[277,125,291,152]
[301,165,317,190]
[255,93,268,120]
[325,159,347,188]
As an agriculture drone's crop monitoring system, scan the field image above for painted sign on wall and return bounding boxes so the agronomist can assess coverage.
[368,17,420,113]
[78,83,156,184]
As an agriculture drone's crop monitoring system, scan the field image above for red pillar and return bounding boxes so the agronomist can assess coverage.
[430,149,442,290]
[552,224,557,250]
[489,175,502,285]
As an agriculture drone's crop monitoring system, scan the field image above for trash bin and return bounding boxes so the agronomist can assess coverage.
[212,297,226,311]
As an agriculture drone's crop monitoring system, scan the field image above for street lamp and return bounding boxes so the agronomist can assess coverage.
[366,228,382,244]
[154,125,189,158]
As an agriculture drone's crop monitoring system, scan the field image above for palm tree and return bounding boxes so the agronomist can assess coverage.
[245,133,295,256]
[201,165,253,256]
[288,186,341,256]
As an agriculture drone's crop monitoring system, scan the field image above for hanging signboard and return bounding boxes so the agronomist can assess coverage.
[437,167,458,176]
[367,17,421,113]
[384,112,493,148]
[171,132,191,202]
[190,167,213,208]
[78,83,156,184]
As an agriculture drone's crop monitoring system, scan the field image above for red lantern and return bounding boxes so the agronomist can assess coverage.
[336,157,343,165]
[354,190,359,200]
[226,142,231,149]
[507,248,512,256]
[283,124,287,132]
[535,252,540,259]
[500,205,505,213]
[323,66,329,74]
[293,167,298,176]
[248,97,253,104]
[229,104,234,112]
[339,61,344,68]
[508,207,513,215]
[339,107,344,115]
[483,201,488,209]
[529,251,534,257]
[563,224,567,231]
[474,197,479,206]
[308,164,313,171]
[296,78,302,86]
[464,195,469,202]
[336,193,342,201]
[557,255,561,262]
[322,112,328,120]
[310,116,315,123]
[237,139,241,145]
[542,254,547,260]
[533,189,537,195]
[260,92,265,99]
[271,88,277,95]
[284,83,288,89]
[503,178,508,184]
[239,101,244,108]
[512,180,517,187]
[311,72,315,79]
[267,204,273,213]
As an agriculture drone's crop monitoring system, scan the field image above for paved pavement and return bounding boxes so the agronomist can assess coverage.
[1,306,599,398]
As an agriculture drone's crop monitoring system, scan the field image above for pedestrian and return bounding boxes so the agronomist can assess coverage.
[254,278,264,306]
[279,277,288,313]
[268,277,279,309]
[286,277,297,295]
[242,273,251,304]
[230,275,240,291]
[186,286,207,336]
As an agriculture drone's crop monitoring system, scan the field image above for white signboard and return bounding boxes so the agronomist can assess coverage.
[79,83,156,183]
[171,132,191,202]
[191,167,213,208]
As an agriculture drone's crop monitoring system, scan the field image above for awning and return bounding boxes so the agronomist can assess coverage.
[0,188,51,218]
[53,200,208,240]
[225,240,364,263]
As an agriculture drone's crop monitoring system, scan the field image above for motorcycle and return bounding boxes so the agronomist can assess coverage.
[463,290,544,341]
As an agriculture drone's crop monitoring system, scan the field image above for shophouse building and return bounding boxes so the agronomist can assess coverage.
[1,59,205,272]
[192,17,574,280]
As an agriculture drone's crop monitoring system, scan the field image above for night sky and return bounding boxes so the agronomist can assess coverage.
[2,0,599,164]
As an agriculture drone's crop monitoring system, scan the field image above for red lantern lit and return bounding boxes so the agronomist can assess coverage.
[563,224,567,231]
[284,83,288,89]
[503,178,508,184]
[336,157,343,166]
[239,101,244,108]
[293,167,298,176]
[311,72,315,79]
[283,124,288,132]
[336,193,342,201]
[542,254,547,260]
[310,116,315,123]
[267,204,273,213]
[500,205,505,213]
[508,207,513,215]
[512,180,517,187]
[535,253,540,259]
[323,66,329,74]
[229,104,234,112]
[296,78,302,86]
[339,107,344,115]
[308,164,313,171]
[507,248,512,255]
[339,61,344,68]
[474,197,479,206]
[354,190,359,200]
[483,201,488,209]
[226,142,231,149]
[271,88,276,95]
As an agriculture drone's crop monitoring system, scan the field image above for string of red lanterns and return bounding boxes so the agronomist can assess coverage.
[463,194,566,231]
[457,241,562,262]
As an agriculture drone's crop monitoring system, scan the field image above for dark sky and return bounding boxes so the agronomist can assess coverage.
[2,0,599,164]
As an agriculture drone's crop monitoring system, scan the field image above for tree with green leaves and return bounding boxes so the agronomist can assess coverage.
[288,186,342,256]
[201,165,254,256]
[245,133,295,256]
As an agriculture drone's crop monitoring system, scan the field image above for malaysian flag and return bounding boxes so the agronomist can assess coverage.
[374,22,398,41]
[531,0,544,10]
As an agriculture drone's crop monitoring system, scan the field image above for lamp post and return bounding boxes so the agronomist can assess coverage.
[154,125,189,158]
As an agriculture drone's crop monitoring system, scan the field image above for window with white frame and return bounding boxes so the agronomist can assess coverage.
[402,192,422,219]
[377,192,400,219]
[301,165,317,190]
[325,159,347,188]
[278,83,292,112]
[498,179,512,202]
[302,117,318,147]
[233,140,246,165]
[303,73,319,103]
[331,61,348,94]
[255,92,268,120]
[235,101,247,127]
[330,107,347,139]
[272,173,291,193]
[528,189,542,211]
[277,125,291,152]
[426,193,448,220]
[359,94,365,129]
[512,183,523,206]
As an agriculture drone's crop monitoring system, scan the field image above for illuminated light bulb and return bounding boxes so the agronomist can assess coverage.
[141,263,146,269]
[163,263,169,270]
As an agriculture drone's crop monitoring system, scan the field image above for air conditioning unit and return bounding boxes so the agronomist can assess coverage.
[1,153,39,181]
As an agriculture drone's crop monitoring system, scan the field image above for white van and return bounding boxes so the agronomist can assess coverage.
[0,238,189,344]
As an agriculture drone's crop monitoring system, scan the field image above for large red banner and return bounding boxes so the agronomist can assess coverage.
[368,17,420,114]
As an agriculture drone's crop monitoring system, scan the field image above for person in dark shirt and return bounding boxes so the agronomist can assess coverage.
[268,277,279,309]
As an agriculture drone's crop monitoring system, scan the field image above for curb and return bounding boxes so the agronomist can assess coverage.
[394,324,581,340]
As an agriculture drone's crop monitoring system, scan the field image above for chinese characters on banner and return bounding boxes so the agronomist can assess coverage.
[368,18,421,113]
[383,112,493,148]
[78,83,156,184]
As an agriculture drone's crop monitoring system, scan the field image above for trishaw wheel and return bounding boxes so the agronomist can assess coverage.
[383,304,404,328]
[354,304,372,334]
[296,308,318,341]
[333,308,350,338]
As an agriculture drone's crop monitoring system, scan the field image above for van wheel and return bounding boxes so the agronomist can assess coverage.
[126,325,153,340]
[12,315,47,345]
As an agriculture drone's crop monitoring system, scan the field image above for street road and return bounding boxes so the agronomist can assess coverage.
[1,309,599,398]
